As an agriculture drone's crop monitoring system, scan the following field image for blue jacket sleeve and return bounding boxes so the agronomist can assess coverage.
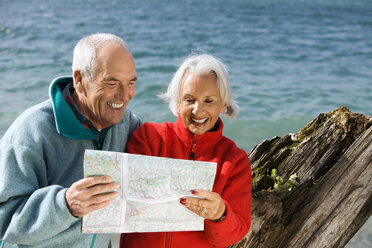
[0,143,78,245]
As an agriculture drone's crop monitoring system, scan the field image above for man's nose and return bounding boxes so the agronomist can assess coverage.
[115,83,128,99]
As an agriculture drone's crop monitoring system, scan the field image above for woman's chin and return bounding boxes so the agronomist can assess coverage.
[188,126,208,135]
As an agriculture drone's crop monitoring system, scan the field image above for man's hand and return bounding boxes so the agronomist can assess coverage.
[65,176,120,217]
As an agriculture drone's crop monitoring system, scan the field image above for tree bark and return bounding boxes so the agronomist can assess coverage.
[230,107,372,248]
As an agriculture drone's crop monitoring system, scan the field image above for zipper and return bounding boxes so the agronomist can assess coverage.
[90,234,96,248]
[189,138,197,160]
[165,232,171,248]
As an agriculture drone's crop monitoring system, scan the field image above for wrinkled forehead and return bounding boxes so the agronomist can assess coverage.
[94,42,135,76]
[179,72,220,95]
[180,71,218,91]
[96,42,132,62]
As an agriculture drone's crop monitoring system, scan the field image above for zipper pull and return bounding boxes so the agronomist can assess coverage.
[189,152,195,159]
[189,138,197,159]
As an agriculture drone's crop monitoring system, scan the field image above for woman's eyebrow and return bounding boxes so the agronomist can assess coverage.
[182,94,194,98]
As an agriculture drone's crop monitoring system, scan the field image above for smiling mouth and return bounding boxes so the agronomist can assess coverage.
[107,101,124,109]
[192,117,208,124]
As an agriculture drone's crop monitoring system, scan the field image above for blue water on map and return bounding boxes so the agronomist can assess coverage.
[0,0,371,246]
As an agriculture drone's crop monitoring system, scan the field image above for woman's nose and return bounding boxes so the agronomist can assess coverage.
[192,102,200,115]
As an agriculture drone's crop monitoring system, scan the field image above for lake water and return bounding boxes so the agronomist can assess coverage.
[0,0,371,246]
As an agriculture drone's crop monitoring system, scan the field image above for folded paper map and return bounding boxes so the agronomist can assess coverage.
[82,149,217,233]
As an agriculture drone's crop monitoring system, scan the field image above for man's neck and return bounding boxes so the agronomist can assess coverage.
[71,89,103,131]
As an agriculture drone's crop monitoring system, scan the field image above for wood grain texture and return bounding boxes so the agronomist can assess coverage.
[230,107,372,248]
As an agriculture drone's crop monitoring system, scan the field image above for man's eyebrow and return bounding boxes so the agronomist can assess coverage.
[103,76,119,81]
[103,76,137,82]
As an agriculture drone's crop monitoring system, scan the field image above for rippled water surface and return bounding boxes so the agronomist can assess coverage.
[0,0,371,246]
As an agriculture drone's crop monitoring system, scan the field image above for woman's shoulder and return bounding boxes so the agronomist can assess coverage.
[135,121,175,136]
[219,136,249,158]
[139,121,174,130]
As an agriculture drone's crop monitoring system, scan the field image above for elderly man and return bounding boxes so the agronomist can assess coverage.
[0,33,141,247]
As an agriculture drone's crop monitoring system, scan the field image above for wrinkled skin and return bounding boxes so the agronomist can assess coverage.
[66,42,137,217]
[73,42,137,130]
[178,73,227,220]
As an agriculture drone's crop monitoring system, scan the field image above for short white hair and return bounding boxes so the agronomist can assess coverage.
[159,54,239,118]
[72,33,127,84]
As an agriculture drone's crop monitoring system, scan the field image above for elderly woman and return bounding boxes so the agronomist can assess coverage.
[120,54,251,248]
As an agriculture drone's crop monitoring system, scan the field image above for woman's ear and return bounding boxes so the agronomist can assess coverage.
[220,104,228,114]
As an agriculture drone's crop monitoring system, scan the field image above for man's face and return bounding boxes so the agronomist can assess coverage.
[75,42,137,130]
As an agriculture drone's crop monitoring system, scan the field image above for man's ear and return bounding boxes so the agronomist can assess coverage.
[73,70,85,94]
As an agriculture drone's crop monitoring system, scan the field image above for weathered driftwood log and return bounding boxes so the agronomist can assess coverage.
[230,107,372,248]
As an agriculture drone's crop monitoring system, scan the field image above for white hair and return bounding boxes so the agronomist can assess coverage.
[72,33,127,84]
[159,54,239,118]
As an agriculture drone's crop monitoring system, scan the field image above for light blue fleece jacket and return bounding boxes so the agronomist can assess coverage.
[0,77,142,248]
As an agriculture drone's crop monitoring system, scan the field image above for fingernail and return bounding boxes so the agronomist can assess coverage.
[180,198,186,205]
[114,183,120,189]
[191,190,198,195]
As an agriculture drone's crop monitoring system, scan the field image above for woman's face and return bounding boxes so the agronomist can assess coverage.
[178,73,226,135]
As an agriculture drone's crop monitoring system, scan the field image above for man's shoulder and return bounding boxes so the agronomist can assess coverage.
[123,108,142,125]
[116,108,142,134]
[1,100,56,144]
[9,99,53,127]
[108,108,142,134]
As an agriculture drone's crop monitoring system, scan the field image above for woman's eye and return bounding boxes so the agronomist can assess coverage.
[205,100,213,103]
[185,99,194,103]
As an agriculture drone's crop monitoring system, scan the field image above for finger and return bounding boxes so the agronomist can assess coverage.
[75,176,114,189]
[85,182,120,197]
[90,191,120,205]
[183,200,205,216]
[184,196,208,208]
[82,199,114,216]
[191,189,218,201]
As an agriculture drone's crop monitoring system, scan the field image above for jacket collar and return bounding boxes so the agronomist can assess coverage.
[175,114,224,147]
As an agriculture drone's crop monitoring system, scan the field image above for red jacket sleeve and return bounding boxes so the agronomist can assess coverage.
[204,152,252,247]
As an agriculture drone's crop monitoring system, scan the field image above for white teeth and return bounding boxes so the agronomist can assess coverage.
[192,118,208,124]
[108,102,124,109]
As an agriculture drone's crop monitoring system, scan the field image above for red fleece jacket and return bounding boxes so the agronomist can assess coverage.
[120,116,252,248]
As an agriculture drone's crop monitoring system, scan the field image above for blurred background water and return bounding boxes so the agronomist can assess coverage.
[0,0,371,246]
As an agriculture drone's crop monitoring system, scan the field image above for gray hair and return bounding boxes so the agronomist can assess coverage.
[159,54,239,119]
[72,33,127,84]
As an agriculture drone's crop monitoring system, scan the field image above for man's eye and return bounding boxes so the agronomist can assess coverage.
[106,82,117,88]
[129,81,136,86]
[185,99,194,103]
[205,100,213,103]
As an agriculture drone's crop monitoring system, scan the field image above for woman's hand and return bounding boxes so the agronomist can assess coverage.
[180,189,226,221]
